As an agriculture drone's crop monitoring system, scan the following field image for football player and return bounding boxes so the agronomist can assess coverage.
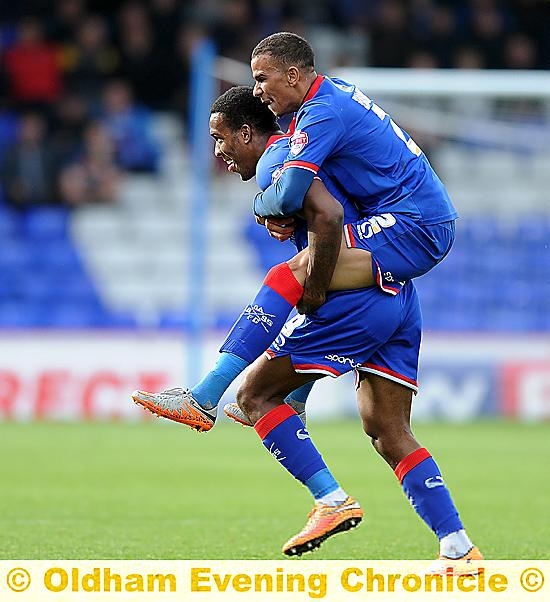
[133,83,481,564]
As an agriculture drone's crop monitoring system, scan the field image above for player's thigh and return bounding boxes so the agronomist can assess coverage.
[239,354,321,404]
[356,371,414,434]
[286,240,374,290]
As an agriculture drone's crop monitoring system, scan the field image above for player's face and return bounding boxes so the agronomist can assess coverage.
[209,113,258,181]
[251,54,299,117]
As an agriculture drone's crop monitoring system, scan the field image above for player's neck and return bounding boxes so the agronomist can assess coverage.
[299,71,319,106]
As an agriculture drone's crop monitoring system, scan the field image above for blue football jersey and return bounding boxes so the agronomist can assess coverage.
[255,76,457,226]
[256,133,361,251]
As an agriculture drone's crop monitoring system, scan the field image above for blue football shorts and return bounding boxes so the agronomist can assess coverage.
[266,281,421,392]
[343,214,455,295]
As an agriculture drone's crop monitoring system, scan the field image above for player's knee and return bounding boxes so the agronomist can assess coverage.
[361,414,409,457]
[286,252,308,281]
[235,379,261,417]
[360,412,382,442]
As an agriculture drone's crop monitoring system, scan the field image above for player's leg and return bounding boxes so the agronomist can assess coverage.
[237,354,363,556]
[225,381,312,426]
[132,260,306,430]
[287,241,375,291]
[238,284,418,555]
[133,237,374,430]
[223,241,374,427]
[356,373,481,564]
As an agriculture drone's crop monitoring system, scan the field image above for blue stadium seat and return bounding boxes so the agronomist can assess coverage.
[21,206,69,241]
[0,239,34,270]
[0,206,20,237]
[0,300,44,327]
[103,311,138,328]
[16,271,58,303]
[29,238,83,271]
[159,310,192,329]
[43,301,108,328]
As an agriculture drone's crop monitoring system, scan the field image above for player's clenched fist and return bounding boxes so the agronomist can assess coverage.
[256,215,296,241]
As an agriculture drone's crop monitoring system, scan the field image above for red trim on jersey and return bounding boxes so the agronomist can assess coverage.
[361,363,418,387]
[254,403,297,439]
[265,131,292,149]
[302,75,325,105]
[394,448,431,484]
[286,116,297,135]
[283,160,319,173]
[294,363,341,376]
[264,262,304,306]
[265,348,276,359]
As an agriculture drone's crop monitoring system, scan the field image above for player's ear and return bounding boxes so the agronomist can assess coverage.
[240,124,252,143]
[286,66,300,87]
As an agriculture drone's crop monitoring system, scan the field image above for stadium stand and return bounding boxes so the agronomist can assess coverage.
[0,1,549,333]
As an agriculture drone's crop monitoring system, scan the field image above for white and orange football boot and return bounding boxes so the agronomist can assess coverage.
[132,388,216,432]
[429,546,484,575]
[282,496,363,556]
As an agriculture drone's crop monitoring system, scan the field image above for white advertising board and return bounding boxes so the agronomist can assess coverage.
[0,331,549,422]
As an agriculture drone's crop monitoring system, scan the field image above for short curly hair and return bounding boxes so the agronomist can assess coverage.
[251,32,315,70]
[210,86,278,134]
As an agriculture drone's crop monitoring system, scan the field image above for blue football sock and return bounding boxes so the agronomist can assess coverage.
[304,468,340,499]
[395,448,464,539]
[254,405,340,499]
[220,263,303,363]
[191,353,248,409]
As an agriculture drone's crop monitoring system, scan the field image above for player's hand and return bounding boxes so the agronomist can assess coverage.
[256,215,296,242]
[297,288,326,315]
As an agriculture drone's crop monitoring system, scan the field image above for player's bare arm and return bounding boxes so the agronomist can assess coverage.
[295,178,343,314]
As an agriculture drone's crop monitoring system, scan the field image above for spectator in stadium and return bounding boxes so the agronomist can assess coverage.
[368,0,415,67]
[133,84,482,564]
[3,18,63,108]
[60,14,119,103]
[49,0,87,44]
[468,3,508,70]
[100,79,161,173]
[50,92,90,166]
[58,120,120,206]
[0,112,59,208]
[117,2,176,110]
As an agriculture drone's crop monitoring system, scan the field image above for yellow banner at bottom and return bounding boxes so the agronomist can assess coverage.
[0,560,547,601]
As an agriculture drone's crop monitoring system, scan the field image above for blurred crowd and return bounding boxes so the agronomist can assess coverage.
[1,0,549,210]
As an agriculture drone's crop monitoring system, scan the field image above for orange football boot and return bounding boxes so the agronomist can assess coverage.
[282,496,363,556]
[430,546,484,575]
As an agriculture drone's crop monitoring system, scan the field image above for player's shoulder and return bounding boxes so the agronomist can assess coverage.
[301,77,355,116]
[262,134,290,161]
[257,136,290,189]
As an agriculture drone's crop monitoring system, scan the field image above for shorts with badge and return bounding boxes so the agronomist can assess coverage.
[266,281,421,392]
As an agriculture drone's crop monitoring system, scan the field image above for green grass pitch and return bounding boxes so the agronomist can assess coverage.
[0,419,548,559]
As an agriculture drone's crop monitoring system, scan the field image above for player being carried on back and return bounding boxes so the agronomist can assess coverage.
[134,31,457,433]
